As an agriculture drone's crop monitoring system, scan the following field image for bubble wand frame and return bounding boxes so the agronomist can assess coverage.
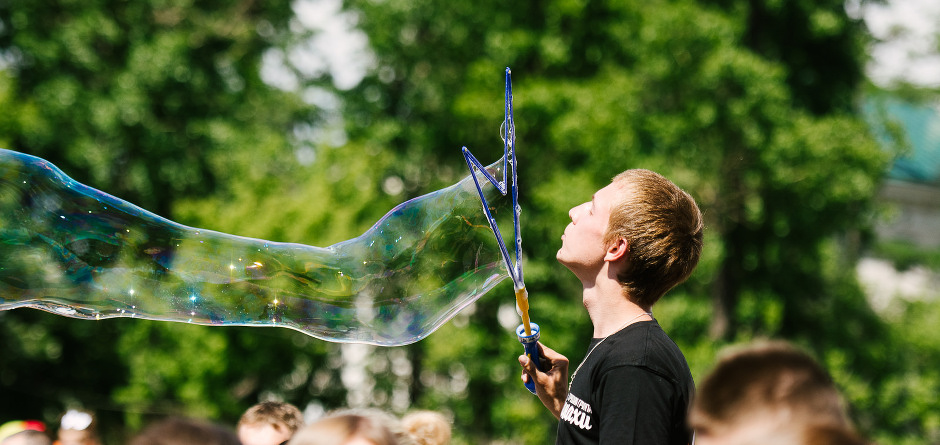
[462,68,543,394]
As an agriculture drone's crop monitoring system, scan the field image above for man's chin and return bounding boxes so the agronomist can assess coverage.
[556,251,572,268]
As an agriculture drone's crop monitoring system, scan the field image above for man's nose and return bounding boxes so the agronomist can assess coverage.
[569,202,585,221]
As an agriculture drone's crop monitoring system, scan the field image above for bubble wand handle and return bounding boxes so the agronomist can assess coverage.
[516,318,541,395]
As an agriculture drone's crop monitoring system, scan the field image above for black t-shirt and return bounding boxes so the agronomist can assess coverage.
[555,320,694,445]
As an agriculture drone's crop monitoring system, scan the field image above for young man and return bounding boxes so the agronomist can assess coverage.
[688,341,867,445]
[519,169,704,445]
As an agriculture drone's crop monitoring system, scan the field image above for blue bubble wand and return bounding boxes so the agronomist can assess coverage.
[462,68,543,394]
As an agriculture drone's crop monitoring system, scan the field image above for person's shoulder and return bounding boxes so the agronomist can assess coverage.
[646,320,689,360]
[597,321,656,366]
[604,321,690,378]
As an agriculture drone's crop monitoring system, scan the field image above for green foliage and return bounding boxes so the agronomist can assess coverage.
[114,322,232,425]
[331,0,923,442]
[859,299,940,445]
[0,0,310,215]
[0,0,342,439]
[1,0,937,443]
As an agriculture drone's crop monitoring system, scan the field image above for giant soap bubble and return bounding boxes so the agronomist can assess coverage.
[0,149,510,345]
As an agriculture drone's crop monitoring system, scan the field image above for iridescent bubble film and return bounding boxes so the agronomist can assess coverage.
[0,149,509,345]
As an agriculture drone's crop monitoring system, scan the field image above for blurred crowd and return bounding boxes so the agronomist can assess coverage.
[0,340,869,445]
[0,403,451,445]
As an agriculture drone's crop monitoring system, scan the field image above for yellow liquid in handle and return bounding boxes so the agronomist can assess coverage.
[515,287,531,336]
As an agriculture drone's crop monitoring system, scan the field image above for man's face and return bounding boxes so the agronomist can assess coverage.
[237,422,292,445]
[556,182,624,277]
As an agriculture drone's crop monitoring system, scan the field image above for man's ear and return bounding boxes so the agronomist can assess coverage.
[604,237,628,262]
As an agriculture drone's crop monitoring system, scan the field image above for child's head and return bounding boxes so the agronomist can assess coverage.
[689,341,858,445]
[238,401,305,445]
[401,411,451,445]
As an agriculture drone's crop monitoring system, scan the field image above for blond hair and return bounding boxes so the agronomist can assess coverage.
[401,411,450,445]
[238,401,304,434]
[604,169,703,308]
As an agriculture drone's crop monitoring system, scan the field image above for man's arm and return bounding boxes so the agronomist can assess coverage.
[519,342,570,419]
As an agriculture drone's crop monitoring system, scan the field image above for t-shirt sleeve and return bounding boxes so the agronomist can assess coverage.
[594,365,681,445]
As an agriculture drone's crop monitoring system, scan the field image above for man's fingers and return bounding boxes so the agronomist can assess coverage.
[538,342,566,362]
[536,342,570,372]
[519,354,537,374]
[519,343,569,419]
[519,354,541,385]
[538,342,558,357]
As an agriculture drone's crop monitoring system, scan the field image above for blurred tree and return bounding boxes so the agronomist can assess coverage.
[705,0,868,115]
[1,0,933,442]
[0,0,309,215]
[693,0,877,339]
[0,0,350,439]
[333,0,894,442]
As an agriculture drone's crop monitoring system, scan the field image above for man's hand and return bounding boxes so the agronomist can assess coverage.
[519,342,570,419]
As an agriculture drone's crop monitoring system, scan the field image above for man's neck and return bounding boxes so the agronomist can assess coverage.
[581,271,650,338]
